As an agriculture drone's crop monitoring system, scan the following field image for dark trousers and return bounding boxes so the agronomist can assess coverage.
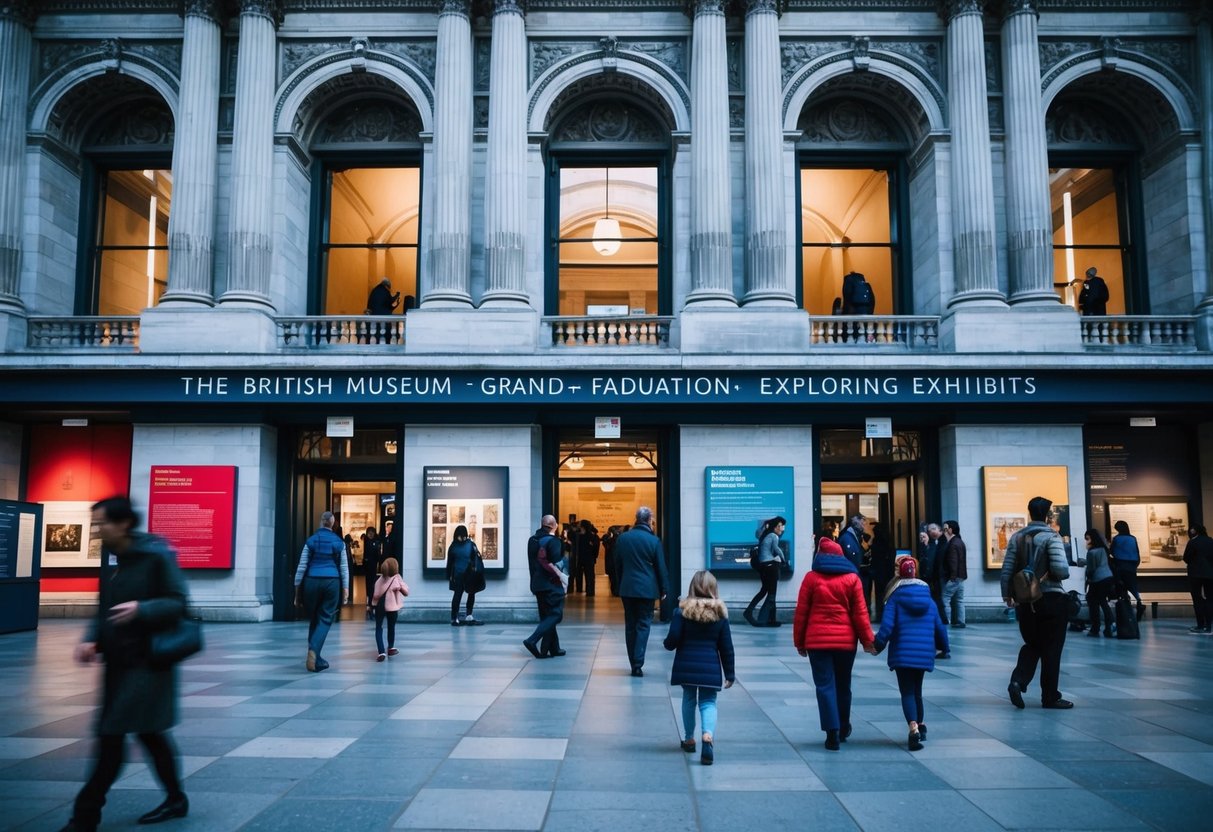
[569,552,582,593]
[622,597,655,670]
[374,606,398,654]
[1011,591,1069,704]
[1087,578,1115,634]
[303,576,340,657]
[529,588,564,655]
[1112,561,1142,606]
[578,558,597,596]
[451,589,476,620]
[860,570,873,615]
[808,649,856,731]
[895,667,926,724]
[74,732,182,825]
[1190,577,1213,628]
[929,579,946,622]
[746,563,780,624]
[364,569,376,611]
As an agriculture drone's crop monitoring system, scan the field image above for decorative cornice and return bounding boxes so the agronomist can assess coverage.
[999,0,1036,18]
[0,1,37,26]
[239,0,284,24]
[492,0,526,13]
[745,0,784,16]
[685,0,726,18]
[936,0,983,21]
[438,0,472,15]
[181,0,224,21]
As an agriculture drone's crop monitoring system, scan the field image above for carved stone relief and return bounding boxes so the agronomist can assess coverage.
[729,95,744,130]
[475,37,491,91]
[530,41,595,83]
[797,70,927,143]
[474,94,489,130]
[87,100,175,147]
[312,96,422,145]
[984,40,1000,92]
[550,98,667,143]
[293,72,424,140]
[781,40,849,86]
[530,39,687,86]
[37,40,182,85]
[544,72,675,137]
[1045,99,1136,146]
[726,36,742,92]
[47,72,174,149]
[627,41,688,84]
[1119,39,1194,85]
[797,97,905,145]
[1037,39,1095,75]
[378,41,437,83]
[876,40,941,83]
[281,41,345,78]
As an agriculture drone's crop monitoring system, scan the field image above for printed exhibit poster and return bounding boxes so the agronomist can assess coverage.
[1105,499,1188,573]
[423,467,509,570]
[705,467,794,572]
[41,501,99,568]
[982,466,1068,570]
[147,465,238,569]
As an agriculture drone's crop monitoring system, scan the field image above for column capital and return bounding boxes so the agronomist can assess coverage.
[438,0,472,18]
[181,0,225,24]
[238,0,283,25]
[491,0,526,15]
[0,1,37,27]
[685,0,727,19]
[936,0,986,23]
[999,0,1036,19]
[744,0,785,18]
[1193,3,1212,26]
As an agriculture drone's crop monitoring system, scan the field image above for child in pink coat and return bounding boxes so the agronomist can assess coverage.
[371,557,408,661]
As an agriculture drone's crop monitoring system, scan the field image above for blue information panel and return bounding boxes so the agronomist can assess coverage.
[705,467,794,572]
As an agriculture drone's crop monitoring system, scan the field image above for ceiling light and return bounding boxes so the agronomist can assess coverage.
[600,482,616,493]
[592,168,622,256]
[565,454,584,470]
[383,440,397,454]
[628,454,650,470]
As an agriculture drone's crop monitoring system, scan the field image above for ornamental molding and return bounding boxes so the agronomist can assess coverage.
[238,0,284,23]
[492,0,526,13]
[999,0,1035,17]
[181,0,224,21]
[282,39,437,84]
[311,96,423,145]
[549,97,668,143]
[438,0,471,16]
[538,68,681,136]
[1040,41,1197,126]
[685,0,726,17]
[1045,98,1135,146]
[530,38,688,87]
[798,96,906,145]
[41,72,175,149]
[935,0,983,21]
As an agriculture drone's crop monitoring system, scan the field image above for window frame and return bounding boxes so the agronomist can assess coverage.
[544,148,672,317]
[1047,150,1147,314]
[307,151,423,317]
[794,151,911,314]
[75,151,173,316]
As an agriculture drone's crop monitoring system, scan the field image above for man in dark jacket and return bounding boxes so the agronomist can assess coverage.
[1183,524,1213,634]
[918,522,946,621]
[524,514,568,658]
[614,506,669,676]
[366,276,400,314]
[64,496,190,831]
[1077,266,1109,316]
[294,511,349,673]
[941,520,968,629]
[576,519,600,596]
[838,515,866,569]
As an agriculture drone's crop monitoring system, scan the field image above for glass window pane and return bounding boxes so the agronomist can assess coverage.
[1051,250,1126,314]
[328,168,420,245]
[802,246,893,315]
[1050,168,1120,246]
[96,169,170,315]
[324,246,417,315]
[801,169,891,245]
[558,240,657,315]
[560,167,657,236]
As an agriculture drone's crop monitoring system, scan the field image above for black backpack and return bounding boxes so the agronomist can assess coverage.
[749,544,762,570]
[853,279,874,307]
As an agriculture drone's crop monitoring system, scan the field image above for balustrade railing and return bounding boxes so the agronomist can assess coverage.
[278,316,405,348]
[810,315,940,349]
[27,316,139,349]
[545,315,674,347]
[1080,316,1196,350]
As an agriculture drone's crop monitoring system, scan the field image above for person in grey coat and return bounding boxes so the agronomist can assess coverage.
[1083,528,1115,638]
[743,515,786,627]
[61,497,190,832]
[1000,496,1073,710]
[614,506,669,676]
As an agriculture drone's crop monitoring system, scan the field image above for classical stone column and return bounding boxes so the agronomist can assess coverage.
[942,0,1003,306]
[1001,0,1055,305]
[220,0,278,309]
[426,0,474,307]
[686,0,736,306]
[742,0,792,306]
[1196,9,1213,319]
[160,0,222,306]
[481,0,528,306]
[0,3,35,318]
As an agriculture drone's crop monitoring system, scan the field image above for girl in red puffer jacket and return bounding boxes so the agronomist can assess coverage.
[793,538,876,750]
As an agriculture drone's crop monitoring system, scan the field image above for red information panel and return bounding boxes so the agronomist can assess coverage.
[147,466,238,569]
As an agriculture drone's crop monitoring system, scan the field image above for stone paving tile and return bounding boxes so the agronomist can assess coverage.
[3,615,1213,830]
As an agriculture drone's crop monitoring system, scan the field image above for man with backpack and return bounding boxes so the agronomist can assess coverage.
[999,496,1073,710]
[523,514,568,659]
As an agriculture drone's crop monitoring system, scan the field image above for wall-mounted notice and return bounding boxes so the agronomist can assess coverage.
[147,465,238,569]
[705,467,794,572]
[982,466,1068,570]
[0,500,44,635]
[423,467,509,571]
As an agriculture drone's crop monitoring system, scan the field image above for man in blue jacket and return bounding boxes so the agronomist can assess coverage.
[524,515,568,659]
[614,506,669,677]
[294,511,349,672]
[838,515,866,569]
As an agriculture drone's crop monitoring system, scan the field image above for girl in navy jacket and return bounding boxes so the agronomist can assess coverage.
[873,557,949,751]
[664,570,735,766]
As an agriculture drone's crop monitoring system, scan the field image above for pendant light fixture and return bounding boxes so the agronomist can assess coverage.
[592,167,622,256]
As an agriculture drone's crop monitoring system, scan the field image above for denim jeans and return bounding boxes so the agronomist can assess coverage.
[622,597,655,669]
[303,576,340,657]
[681,686,718,741]
[943,579,966,625]
[808,649,856,731]
[528,588,564,656]
[374,606,397,654]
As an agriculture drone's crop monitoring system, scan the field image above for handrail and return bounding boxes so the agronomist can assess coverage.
[809,315,940,349]
[278,315,405,348]
[27,316,140,349]
[1080,316,1197,350]
[544,315,674,347]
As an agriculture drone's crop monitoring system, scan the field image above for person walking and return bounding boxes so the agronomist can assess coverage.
[576,519,600,597]
[664,570,736,766]
[614,506,669,677]
[872,557,949,751]
[838,514,866,569]
[294,510,350,672]
[793,537,876,750]
[940,520,968,629]
[868,522,896,621]
[371,557,408,660]
[1000,496,1073,710]
[445,525,484,626]
[1183,524,1213,634]
[743,515,786,627]
[1109,520,1144,622]
[523,515,568,659]
[362,526,383,620]
[1083,528,1115,638]
[59,496,190,832]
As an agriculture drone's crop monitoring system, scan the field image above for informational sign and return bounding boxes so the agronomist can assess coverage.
[423,467,509,571]
[41,501,100,568]
[865,417,892,438]
[1105,498,1188,572]
[326,416,354,437]
[982,466,1068,570]
[147,465,238,569]
[705,467,794,572]
[595,416,621,439]
[0,500,44,635]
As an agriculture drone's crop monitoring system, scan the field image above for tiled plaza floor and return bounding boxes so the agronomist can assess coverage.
[2,602,1212,831]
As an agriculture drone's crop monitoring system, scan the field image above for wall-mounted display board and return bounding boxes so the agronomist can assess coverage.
[0,500,43,633]
[705,467,794,572]
[147,466,238,569]
[982,466,1069,570]
[423,467,508,571]
[1105,498,1189,573]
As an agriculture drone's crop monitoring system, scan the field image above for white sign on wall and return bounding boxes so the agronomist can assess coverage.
[595,417,621,439]
[865,417,892,439]
[326,416,354,437]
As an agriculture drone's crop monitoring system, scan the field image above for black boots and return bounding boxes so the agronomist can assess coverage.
[824,729,840,751]
[138,794,189,825]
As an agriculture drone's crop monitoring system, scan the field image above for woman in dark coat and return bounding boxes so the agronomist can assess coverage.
[362,526,383,620]
[445,525,484,626]
[868,522,896,621]
[1183,524,1213,633]
[62,497,190,832]
[664,570,735,766]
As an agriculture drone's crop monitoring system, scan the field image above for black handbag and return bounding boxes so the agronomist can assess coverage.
[466,545,487,593]
[148,613,204,668]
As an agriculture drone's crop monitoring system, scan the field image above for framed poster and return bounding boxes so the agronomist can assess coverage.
[41,501,100,568]
[423,467,509,570]
[705,467,794,572]
[982,466,1068,570]
[1105,498,1188,573]
[147,465,238,569]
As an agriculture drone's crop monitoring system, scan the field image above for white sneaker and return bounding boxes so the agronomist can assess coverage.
[464,614,483,626]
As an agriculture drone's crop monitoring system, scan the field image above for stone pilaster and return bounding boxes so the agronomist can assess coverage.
[426,0,474,307]
[941,0,1004,307]
[685,0,736,306]
[1194,8,1213,348]
[160,1,222,306]
[0,4,35,324]
[1000,0,1055,305]
[481,0,528,306]
[742,0,793,306]
[220,0,279,309]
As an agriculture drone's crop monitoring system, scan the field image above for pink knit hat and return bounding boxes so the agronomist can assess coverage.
[817,537,843,556]
[897,557,918,579]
